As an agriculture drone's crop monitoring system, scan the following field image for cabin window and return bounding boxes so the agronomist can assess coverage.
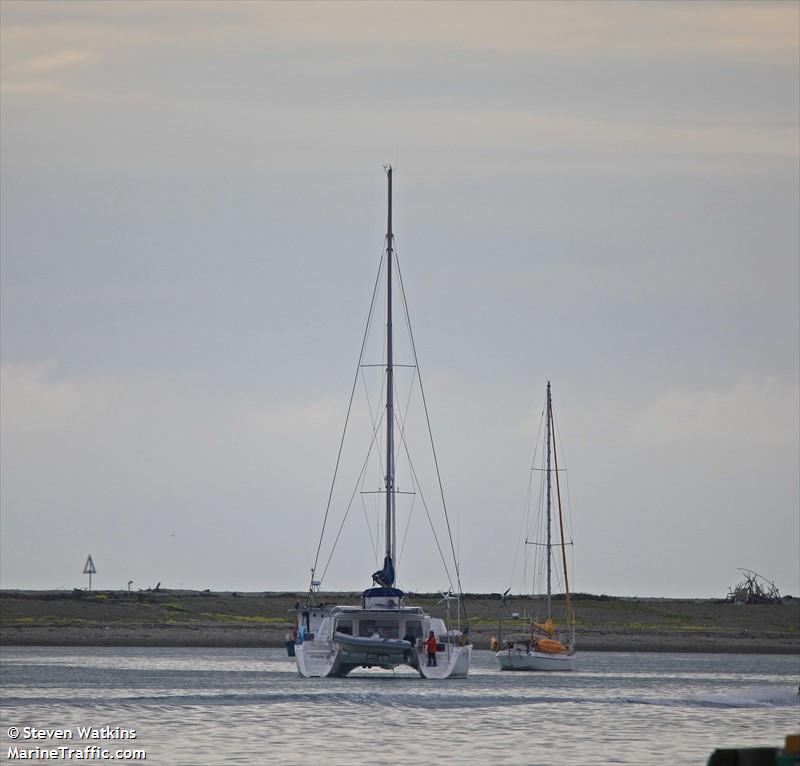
[405,620,423,638]
[358,619,400,639]
[335,619,353,635]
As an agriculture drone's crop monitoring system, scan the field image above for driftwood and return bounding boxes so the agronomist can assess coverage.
[726,569,782,604]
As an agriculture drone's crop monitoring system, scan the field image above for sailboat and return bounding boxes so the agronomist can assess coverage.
[294,167,471,679]
[495,381,577,671]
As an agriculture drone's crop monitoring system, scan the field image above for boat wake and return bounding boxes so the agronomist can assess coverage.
[622,686,799,709]
[7,684,797,712]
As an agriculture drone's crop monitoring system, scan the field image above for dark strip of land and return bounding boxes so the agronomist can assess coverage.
[1,590,797,653]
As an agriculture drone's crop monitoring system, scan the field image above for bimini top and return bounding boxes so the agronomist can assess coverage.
[362,587,405,599]
[361,587,405,608]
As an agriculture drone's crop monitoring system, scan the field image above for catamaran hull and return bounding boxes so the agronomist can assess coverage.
[419,644,471,679]
[296,639,470,679]
[496,649,576,671]
[296,643,405,677]
[294,640,337,678]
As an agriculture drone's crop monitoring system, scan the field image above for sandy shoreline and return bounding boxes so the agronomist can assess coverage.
[1,590,797,654]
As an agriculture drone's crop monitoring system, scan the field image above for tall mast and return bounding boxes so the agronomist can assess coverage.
[551,388,574,643]
[385,166,396,568]
[546,381,552,618]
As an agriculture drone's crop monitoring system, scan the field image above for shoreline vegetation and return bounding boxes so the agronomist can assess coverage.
[1,589,797,654]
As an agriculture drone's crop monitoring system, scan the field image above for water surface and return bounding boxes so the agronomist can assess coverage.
[1,647,797,765]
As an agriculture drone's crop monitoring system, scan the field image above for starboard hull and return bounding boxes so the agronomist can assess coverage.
[419,644,471,679]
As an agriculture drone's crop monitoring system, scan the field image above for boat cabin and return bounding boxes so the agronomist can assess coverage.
[323,605,429,643]
[297,587,451,650]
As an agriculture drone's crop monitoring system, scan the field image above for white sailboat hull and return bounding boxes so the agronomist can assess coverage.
[499,383,578,675]
[496,648,576,671]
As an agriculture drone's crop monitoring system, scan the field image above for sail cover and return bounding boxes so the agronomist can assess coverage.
[372,555,396,587]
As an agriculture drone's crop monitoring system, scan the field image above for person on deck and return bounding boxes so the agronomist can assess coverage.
[425,631,438,667]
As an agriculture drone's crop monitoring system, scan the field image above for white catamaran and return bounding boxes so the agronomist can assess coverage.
[495,381,577,671]
[295,167,471,679]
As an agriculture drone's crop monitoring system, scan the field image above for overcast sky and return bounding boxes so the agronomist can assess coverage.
[2,1,798,598]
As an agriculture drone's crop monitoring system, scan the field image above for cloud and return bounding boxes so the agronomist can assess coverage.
[0,363,342,589]
[7,49,90,76]
[230,2,799,61]
[3,2,797,104]
[628,376,799,451]
[1,51,89,96]
[0,362,339,443]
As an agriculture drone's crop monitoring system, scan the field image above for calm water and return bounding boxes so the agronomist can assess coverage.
[1,647,797,765]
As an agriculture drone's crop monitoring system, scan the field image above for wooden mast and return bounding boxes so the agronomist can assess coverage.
[549,387,574,645]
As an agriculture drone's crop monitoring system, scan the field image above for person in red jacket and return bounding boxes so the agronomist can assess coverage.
[425,631,438,667]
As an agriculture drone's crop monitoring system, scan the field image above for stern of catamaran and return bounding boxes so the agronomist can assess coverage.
[294,596,471,678]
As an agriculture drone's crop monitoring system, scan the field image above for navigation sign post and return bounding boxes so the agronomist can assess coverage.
[83,555,97,590]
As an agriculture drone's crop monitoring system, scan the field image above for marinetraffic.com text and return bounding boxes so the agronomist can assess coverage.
[5,725,146,761]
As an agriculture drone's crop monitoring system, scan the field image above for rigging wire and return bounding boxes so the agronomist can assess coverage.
[308,247,386,593]
[532,443,548,597]
[310,230,465,617]
[320,405,387,584]
[520,389,576,635]
[394,406,456,593]
[551,407,576,594]
[508,406,545,593]
[392,311,420,576]
[552,408,575,546]
[550,397,574,636]
[358,488,379,569]
[394,248,464,618]
[528,387,550,600]
[392,373,417,566]
[397,490,417,569]
[358,348,387,564]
